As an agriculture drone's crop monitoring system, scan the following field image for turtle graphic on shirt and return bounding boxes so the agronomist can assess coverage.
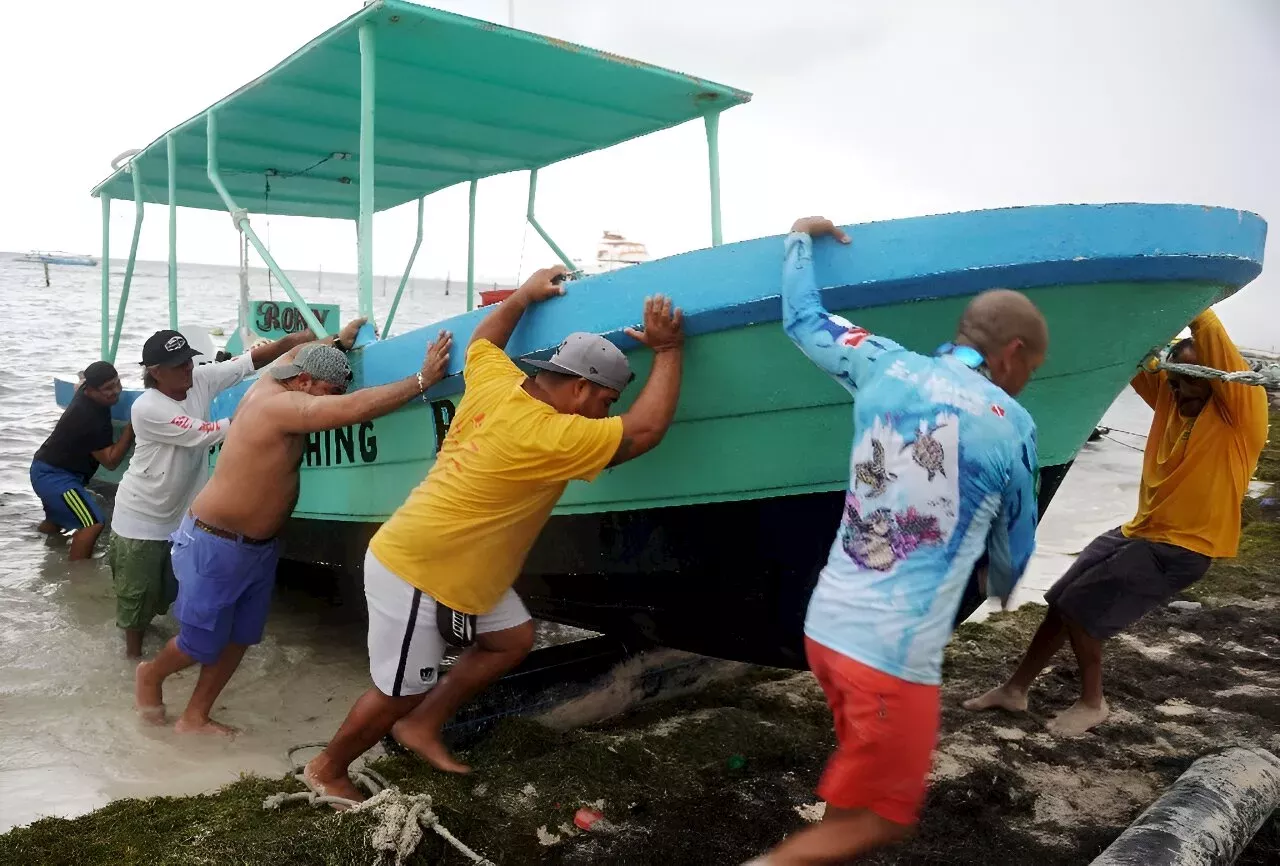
[854,438,896,497]
[903,420,948,482]
[842,505,900,571]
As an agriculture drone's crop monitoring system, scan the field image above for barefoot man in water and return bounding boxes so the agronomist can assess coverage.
[964,308,1267,735]
[750,217,1046,865]
[303,265,685,802]
[134,330,453,733]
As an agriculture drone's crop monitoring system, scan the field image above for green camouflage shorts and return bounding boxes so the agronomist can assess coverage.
[107,533,177,631]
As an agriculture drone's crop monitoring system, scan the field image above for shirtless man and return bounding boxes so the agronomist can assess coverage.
[134,329,453,734]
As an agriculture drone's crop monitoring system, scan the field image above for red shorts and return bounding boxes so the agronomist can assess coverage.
[805,636,940,825]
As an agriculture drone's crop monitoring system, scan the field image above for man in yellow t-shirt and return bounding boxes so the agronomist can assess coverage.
[305,265,686,801]
[966,307,1268,735]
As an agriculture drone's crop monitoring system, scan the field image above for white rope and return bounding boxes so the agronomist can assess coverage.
[1142,347,1280,387]
[263,744,494,866]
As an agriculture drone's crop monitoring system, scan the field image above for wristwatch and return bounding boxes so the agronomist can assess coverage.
[333,337,350,352]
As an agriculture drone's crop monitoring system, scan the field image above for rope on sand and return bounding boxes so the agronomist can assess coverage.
[262,743,494,866]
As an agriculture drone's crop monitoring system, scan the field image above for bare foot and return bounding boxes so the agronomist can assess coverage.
[303,758,365,811]
[963,684,1028,713]
[1046,699,1109,736]
[174,715,238,736]
[134,662,166,725]
[391,719,471,774]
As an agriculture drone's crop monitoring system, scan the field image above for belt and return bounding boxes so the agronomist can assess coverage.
[189,512,274,546]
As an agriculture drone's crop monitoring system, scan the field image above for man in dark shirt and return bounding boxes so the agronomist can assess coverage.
[31,361,135,560]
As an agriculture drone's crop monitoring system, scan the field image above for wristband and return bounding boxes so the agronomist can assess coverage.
[334,337,350,353]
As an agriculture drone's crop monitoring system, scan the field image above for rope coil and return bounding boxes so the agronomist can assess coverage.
[263,743,495,866]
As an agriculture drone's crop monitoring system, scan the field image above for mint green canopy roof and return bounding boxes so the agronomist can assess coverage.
[90,0,751,219]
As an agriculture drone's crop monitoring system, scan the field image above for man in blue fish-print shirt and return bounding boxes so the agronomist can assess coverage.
[750,217,1047,866]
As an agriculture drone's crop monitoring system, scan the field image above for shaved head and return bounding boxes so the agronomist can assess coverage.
[957,289,1048,357]
[955,289,1048,396]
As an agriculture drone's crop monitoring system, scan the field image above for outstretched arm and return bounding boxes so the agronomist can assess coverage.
[197,318,370,397]
[782,216,903,395]
[90,423,135,471]
[470,266,567,350]
[132,407,230,450]
[267,331,452,434]
[609,296,684,467]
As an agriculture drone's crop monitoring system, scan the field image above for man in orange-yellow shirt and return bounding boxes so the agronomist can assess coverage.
[966,307,1268,735]
[304,265,685,803]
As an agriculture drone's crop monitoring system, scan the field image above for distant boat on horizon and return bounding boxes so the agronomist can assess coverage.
[21,250,98,267]
[593,230,648,273]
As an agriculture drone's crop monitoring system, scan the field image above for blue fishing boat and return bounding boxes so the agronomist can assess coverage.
[60,1,1267,668]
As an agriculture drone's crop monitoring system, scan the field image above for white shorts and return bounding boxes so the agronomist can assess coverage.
[364,549,531,697]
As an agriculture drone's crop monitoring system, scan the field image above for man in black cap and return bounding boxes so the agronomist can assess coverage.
[109,320,366,658]
[31,361,134,560]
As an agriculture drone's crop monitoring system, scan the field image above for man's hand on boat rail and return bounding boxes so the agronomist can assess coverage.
[790,216,851,245]
[625,295,684,353]
[337,317,369,348]
[516,265,570,304]
[421,330,453,390]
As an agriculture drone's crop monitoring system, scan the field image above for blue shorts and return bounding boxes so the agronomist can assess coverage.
[30,460,103,530]
[170,514,281,665]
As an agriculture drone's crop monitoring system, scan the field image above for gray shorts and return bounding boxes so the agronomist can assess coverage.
[1044,528,1211,640]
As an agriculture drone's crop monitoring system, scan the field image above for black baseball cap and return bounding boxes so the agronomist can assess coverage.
[82,361,119,388]
[141,330,202,367]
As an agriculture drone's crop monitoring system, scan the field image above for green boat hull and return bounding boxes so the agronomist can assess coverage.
[283,279,1211,525]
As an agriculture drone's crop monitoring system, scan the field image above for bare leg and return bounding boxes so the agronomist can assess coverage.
[963,607,1069,712]
[1047,617,1109,735]
[758,805,911,864]
[124,628,145,659]
[306,688,427,808]
[68,523,105,561]
[37,519,60,535]
[392,621,534,774]
[174,643,248,736]
[135,637,196,724]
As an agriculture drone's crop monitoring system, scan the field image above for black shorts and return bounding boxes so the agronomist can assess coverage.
[1044,528,1211,640]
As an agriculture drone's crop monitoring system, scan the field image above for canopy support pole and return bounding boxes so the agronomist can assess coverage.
[166,134,178,330]
[704,112,723,247]
[526,169,576,271]
[467,179,477,311]
[357,21,376,324]
[384,196,422,338]
[100,196,110,360]
[108,166,145,364]
[206,110,328,338]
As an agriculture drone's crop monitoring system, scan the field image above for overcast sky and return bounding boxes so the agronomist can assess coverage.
[2,0,1276,347]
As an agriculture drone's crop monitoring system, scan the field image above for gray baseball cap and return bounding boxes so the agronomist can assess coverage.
[525,333,635,392]
[270,344,353,389]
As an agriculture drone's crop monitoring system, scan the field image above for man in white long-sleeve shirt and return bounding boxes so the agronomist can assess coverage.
[109,320,365,657]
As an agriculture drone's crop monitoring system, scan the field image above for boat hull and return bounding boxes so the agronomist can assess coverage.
[59,204,1267,668]
[270,277,1224,526]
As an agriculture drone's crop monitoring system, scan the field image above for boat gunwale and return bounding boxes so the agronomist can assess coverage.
[251,201,1268,397]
